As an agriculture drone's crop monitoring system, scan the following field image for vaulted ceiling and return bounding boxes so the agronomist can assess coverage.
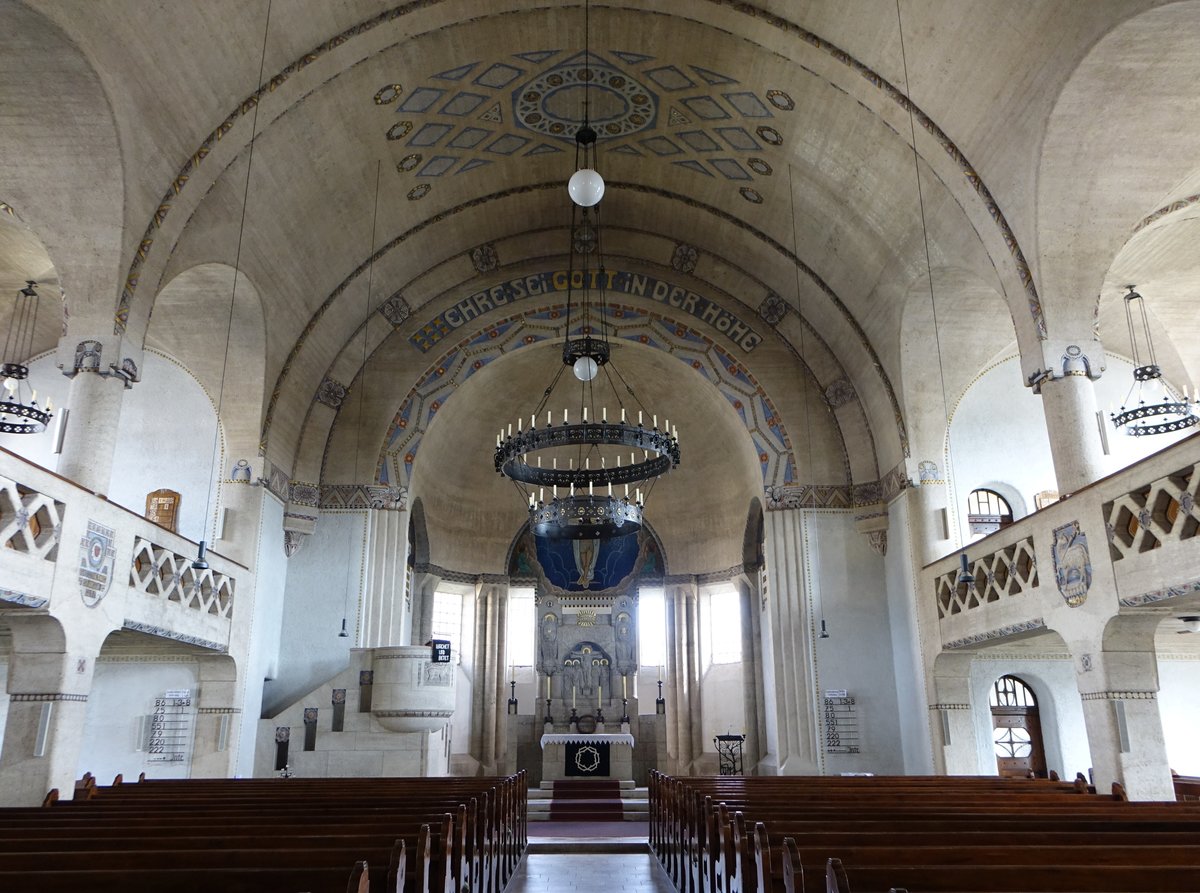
[4,1,1200,569]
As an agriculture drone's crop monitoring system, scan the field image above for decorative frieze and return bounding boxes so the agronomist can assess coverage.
[1079,690,1157,701]
[11,692,89,702]
[941,617,1046,651]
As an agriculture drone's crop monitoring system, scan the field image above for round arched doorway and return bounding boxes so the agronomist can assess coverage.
[990,674,1047,778]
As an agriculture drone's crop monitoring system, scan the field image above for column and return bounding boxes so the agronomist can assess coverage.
[409,570,440,646]
[737,575,764,773]
[1036,372,1105,496]
[927,651,980,775]
[469,580,508,776]
[760,508,820,775]
[190,655,241,778]
[361,507,410,647]
[0,616,101,806]
[665,579,699,775]
[1066,616,1174,800]
[56,365,128,495]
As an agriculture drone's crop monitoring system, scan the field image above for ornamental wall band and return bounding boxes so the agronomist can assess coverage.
[410,270,764,354]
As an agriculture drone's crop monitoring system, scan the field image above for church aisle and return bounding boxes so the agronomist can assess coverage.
[506,853,675,893]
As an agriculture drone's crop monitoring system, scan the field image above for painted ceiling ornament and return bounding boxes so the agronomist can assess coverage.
[757,292,788,325]
[316,377,347,409]
[471,243,500,273]
[378,290,412,328]
[78,519,116,608]
[824,377,856,408]
[1052,520,1092,607]
[514,51,657,140]
[671,242,699,274]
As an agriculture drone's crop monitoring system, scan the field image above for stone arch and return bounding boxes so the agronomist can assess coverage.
[149,263,267,465]
[378,302,798,492]
[899,266,1015,467]
[1037,1,1200,362]
[0,1,124,337]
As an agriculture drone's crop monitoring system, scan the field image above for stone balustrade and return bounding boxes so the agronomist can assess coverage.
[0,446,239,653]
[927,433,1200,651]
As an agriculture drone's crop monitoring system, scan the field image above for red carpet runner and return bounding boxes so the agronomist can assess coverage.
[547,780,624,821]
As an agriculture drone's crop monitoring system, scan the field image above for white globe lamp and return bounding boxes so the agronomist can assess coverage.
[573,356,599,381]
[568,168,605,207]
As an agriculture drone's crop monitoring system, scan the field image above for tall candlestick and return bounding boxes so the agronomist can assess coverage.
[622,675,627,698]
[572,686,576,708]
[598,684,602,708]
[546,676,551,699]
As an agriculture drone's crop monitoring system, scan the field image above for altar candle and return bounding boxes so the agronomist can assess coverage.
[572,686,576,708]
[547,676,551,699]
[622,675,627,698]
[598,684,602,707]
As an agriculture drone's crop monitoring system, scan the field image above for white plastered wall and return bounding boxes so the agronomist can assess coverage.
[969,658,1091,781]
[1158,657,1200,775]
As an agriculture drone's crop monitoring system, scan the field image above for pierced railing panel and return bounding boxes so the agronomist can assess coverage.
[0,473,65,561]
[129,537,234,619]
[936,535,1038,619]
[1104,462,1199,561]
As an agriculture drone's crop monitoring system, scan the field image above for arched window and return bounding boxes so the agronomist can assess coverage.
[967,488,1014,536]
[990,674,1036,708]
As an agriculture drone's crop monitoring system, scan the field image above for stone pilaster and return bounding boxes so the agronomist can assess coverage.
[190,655,241,777]
[361,507,410,647]
[409,570,441,646]
[1066,615,1174,800]
[0,616,102,806]
[759,508,820,775]
[737,574,765,774]
[928,651,979,775]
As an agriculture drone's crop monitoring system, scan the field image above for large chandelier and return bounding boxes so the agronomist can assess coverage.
[493,125,680,540]
[1110,286,1198,437]
[1,280,53,435]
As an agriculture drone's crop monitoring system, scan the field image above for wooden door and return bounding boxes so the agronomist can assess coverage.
[990,675,1047,778]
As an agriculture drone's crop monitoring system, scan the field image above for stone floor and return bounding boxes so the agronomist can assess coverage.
[510,822,672,891]
[505,853,675,893]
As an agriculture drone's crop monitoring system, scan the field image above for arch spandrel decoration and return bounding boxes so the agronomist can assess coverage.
[380,300,797,490]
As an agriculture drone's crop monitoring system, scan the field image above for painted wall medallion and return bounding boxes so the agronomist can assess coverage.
[1051,520,1091,607]
[79,519,116,607]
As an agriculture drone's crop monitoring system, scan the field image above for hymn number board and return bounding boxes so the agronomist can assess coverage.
[147,688,193,764]
[823,689,861,754]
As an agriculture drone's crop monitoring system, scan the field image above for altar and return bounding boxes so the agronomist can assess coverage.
[540,732,635,782]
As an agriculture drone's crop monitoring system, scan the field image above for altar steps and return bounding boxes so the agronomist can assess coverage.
[528,779,649,822]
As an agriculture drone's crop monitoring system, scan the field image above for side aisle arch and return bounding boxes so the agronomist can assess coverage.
[378,302,799,491]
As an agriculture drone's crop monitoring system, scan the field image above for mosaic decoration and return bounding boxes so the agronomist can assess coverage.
[378,290,412,328]
[918,460,940,483]
[315,376,347,409]
[535,534,642,592]
[942,617,1047,651]
[407,184,431,200]
[1051,520,1091,607]
[121,619,227,653]
[758,291,788,325]
[1132,192,1200,234]
[379,49,786,203]
[739,187,763,203]
[514,52,656,138]
[0,587,49,609]
[1120,577,1200,608]
[374,84,402,105]
[319,483,406,510]
[381,301,795,491]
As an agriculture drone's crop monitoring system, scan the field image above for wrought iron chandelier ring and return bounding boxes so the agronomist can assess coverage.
[494,421,679,486]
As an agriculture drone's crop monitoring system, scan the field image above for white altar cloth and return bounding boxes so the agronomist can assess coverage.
[539,732,635,749]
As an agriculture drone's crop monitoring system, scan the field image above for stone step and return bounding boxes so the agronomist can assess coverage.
[527,786,649,821]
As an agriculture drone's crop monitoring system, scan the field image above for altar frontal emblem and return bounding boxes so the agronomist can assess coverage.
[1052,520,1091,607]
[79,520,116,607]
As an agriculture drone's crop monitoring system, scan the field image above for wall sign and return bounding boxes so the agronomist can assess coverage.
[147,689,193,765]
[430,639,452,663]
